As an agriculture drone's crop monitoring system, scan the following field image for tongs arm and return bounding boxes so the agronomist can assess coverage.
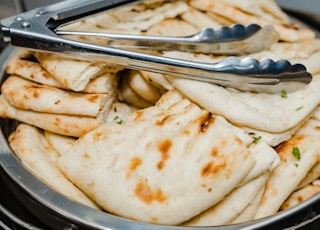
[0,0,312,93]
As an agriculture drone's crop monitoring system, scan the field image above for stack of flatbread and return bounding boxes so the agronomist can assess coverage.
[0,0,320,227]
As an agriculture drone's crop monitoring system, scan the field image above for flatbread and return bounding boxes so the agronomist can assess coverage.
[127,70,162,104]
[190,0,315,42]
[6,50,117,93]
[166,73,320,133]
[212,0,290,24]
[1,75,114,118]
[120,73,153,108]
[44,131,76,156]
[147,18,198,36]
[34,52,109,91]
[280,180,320,211]
[297,162,320,189]
[180,7,221,29]
[254,127,320,218]
[232,188,265,224]
[98,0,190,32]
[184,173,270,226]
[9,123,100,210]
[0,95,101,137]
[57,90,256,225]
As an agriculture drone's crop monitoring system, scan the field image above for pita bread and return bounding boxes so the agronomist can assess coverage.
[119,73,153,108]
[147,18,198,36]
[212,0,290,24]
[6,50,117,93]
[180,7,221,29]
[100,0,189,32]
[190,0,315,42]
[297,162,320,189]
[57,91,256,225]
[238,141,279,186]
[9,123,100,210]
[0,95,101,137]
[34,52,110,91]
[1,75,114,118]
[254,133,320,219]
[184,173,270,226]
[231,188,265,224]
[127,70,162,104]
[44,131,76,156]
[280,180,320,211]
[166,72,320,133]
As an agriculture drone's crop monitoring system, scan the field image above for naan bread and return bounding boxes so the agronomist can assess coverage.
[254,116,320,219]
[231,188,265,224]
[180,7,221,29]
[184,140,279,226]
[1,75,114,118]
[297,162,320,189]
[280,180,320,211]
[0,95,101,137]
[9,123,100,210]
[120,74,153,108]
[184,173,270,226]
[166,73,320,133]
[57,90,256,225]
[98,0,189,32]
[190,0,315,42]
[127,70,162,104]
[6,50,117,93]
[147,18,198,36]
[44,131,76,156]
[34,52,110,91]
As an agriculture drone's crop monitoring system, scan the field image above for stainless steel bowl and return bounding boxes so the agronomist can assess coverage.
[0,13,320,229]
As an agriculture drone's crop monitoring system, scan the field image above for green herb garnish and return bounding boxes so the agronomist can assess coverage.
[281,90,288,98]
[113,115,124,125]
[295,106,304,111]
[252,136,262,144]
[292,146,301,160]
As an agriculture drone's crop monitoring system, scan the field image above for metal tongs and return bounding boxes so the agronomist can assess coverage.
[0,0,312,93]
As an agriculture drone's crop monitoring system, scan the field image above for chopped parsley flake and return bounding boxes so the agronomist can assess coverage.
[294,163,299,168]
[252,136,262,144]
[281,90,288,98]
[113,115,124,125]
[292,147,301,160]
[295,106,304,111]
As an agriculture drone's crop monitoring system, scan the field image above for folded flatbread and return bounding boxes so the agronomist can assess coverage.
[1,75,115,118]
[9,123,100,210]
[44,131,77,156]
[280,180,320,211]
[34,52,112,91]
[0,95,101,137]
[57,90,256,225]
[161,44,320,133]
[190,0,315,42]
[231,188,265,224]
[254,117,320,219]
[6,50,117,93]
[184,173,270,226]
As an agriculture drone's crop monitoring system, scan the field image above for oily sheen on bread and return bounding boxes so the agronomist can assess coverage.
[57,90,256,225]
